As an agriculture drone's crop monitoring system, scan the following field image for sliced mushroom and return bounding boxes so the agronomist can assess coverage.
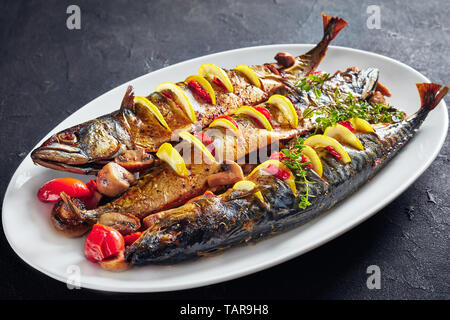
[207,160,244,188]
[275,52,296,68]
[114,149,155,172]
[98,251,131,272]
[50,198,91,237]
[96,162,136,197]
[97,212,141,235]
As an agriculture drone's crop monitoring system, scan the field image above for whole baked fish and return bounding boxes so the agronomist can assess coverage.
[31,13,348,174]
[56,66,381,237]
[125,83,448,265]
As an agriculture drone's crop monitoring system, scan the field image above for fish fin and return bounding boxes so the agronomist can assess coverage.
[322,13,348,41]
[60,192,88,221]
[120,85,135,111]
[416,83,449,110]
[304,14,348,73]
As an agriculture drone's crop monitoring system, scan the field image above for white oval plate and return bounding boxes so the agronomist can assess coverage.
[2,45,448,293]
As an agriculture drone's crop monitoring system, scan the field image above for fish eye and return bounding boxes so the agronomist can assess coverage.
[57,132,77,144]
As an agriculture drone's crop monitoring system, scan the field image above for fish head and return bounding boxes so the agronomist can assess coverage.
[330,67,380,100]
[31,116,132,174]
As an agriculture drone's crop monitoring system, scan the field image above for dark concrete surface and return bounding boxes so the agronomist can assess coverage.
[0,0,448,300]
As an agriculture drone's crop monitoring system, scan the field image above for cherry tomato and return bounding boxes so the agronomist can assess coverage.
[300,155,313,169]
[79,179,102,210]
[37,178,91,202]
[188,80,212,104]
[124,232,142,245]
[212,77,227,90]
[253,106,271,120]
[194,132,212,146]
[338,120,355,132]
[215,115,239,129]
[326,146,343,160]
[84,224,125,263]
[269,151,290,161]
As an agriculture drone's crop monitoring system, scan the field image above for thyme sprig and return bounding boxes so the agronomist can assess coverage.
[296,73,330,91]
[281,137,315,210]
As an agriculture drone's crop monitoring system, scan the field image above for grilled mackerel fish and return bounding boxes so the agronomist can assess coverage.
[30,13,347,175]
[56,66,381,237]
[125,83,448,265]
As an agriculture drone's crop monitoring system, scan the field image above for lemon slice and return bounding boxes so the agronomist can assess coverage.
[349,118,375,133]
[156,143,189,177]
[198,63,234,92]
[301,145,323,177]
[185,74,216,105]
[235,106,273,131]
[324,124,365,150]
[155,82,197,123]
[267,94,298,128]
[133,96,171,132]
[209,117,242,136]
[233,180,265,203]
[235,64,261,88]
[304,135,351,164]
[249,159,296,194]
[178,131,216,163]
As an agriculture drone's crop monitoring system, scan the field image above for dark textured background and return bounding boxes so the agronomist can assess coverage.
[0,0,448,300]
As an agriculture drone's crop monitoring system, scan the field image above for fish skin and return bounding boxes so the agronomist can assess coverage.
[125,83,448,265]
[30,13,348,174]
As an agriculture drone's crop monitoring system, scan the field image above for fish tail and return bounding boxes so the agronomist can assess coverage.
[416,83,448,111]
[321,13,348,41]
[302,14,348,74]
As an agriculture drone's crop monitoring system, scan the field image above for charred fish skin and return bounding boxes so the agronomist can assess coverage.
[30,14,348,174]
[125,83,448,265]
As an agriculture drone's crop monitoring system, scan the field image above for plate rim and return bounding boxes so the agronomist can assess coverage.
[2,44,448,293]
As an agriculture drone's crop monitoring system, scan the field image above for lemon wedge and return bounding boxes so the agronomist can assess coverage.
[301,145,323,177]
[324,124,365,150]
[234,64,261,88]
[198,63,234,92]
[156,143,189,177]
[133,96,171,132]
[267,94,299,128]
[233,180,265,203]
[209,117,242,136]
[235,106,273,131]
[304,135,351,164]
[185,74,216,105]
[155,82,197,123]
[349,118,375,133]
[178,131,216,163]
[249,159,296,195]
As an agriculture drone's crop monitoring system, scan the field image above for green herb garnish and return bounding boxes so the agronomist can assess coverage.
[296,73,330,91]
[281,137,315,210]
[297,75,405,132]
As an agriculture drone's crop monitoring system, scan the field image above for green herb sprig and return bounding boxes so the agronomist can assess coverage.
[296,73,330,91]
[280,137,315,210]
[299,79,405,132]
